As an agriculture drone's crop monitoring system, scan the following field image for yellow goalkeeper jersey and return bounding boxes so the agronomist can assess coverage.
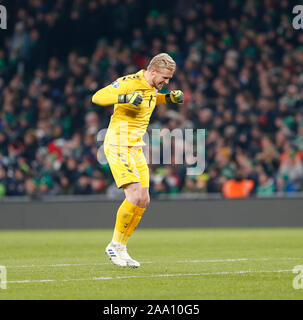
[92,69,167,146]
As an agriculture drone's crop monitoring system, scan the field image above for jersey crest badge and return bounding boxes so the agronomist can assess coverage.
[111,80,120,88]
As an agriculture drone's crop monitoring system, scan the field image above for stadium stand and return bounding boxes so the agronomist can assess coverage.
[0,0,302,198]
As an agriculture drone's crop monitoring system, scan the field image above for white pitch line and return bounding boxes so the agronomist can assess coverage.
[4,257,303,269]
[5,262,112,269]
[4,269,293,284]
[178,257,303,263]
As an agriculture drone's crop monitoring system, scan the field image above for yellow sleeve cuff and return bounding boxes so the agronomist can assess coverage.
[156,93,167,105]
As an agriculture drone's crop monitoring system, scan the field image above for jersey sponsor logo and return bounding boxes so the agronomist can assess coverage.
[111,80,120,88]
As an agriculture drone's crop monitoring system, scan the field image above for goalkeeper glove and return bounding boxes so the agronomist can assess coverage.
[165,90,184,104]
[118,92,143,106]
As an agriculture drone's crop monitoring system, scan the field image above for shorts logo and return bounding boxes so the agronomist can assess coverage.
[134,169,140,178]
[111,80,120,88]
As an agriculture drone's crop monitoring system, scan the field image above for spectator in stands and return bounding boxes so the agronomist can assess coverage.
[256,171,275,196]
[0,0,302,198]
[222,169,254,199]
[74,173,92,195]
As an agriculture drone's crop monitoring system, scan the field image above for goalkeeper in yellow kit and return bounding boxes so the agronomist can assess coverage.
[92,53,184,267]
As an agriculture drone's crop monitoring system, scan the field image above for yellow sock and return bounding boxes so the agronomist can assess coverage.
[121,206,146,245]
[112,199,138,243]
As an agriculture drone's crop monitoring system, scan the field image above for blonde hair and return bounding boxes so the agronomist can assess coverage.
[147,53,176,72]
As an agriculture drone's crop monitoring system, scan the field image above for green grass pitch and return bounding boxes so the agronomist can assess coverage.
[0,228,303,300]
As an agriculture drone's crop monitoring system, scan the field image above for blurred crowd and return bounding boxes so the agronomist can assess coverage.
[0,0,303,198]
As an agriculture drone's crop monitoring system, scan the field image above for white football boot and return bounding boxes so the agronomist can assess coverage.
[119,244,140,268]
[105,242,127,267]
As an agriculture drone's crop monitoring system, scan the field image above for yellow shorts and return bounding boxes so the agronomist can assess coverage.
[104,144,149,189]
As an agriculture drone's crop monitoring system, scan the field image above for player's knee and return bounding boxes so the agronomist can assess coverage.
[123,183,150,207]
[139,194,150,208]
[144,194,150,207]
[123,183,141,205]
[126,193,141,206]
